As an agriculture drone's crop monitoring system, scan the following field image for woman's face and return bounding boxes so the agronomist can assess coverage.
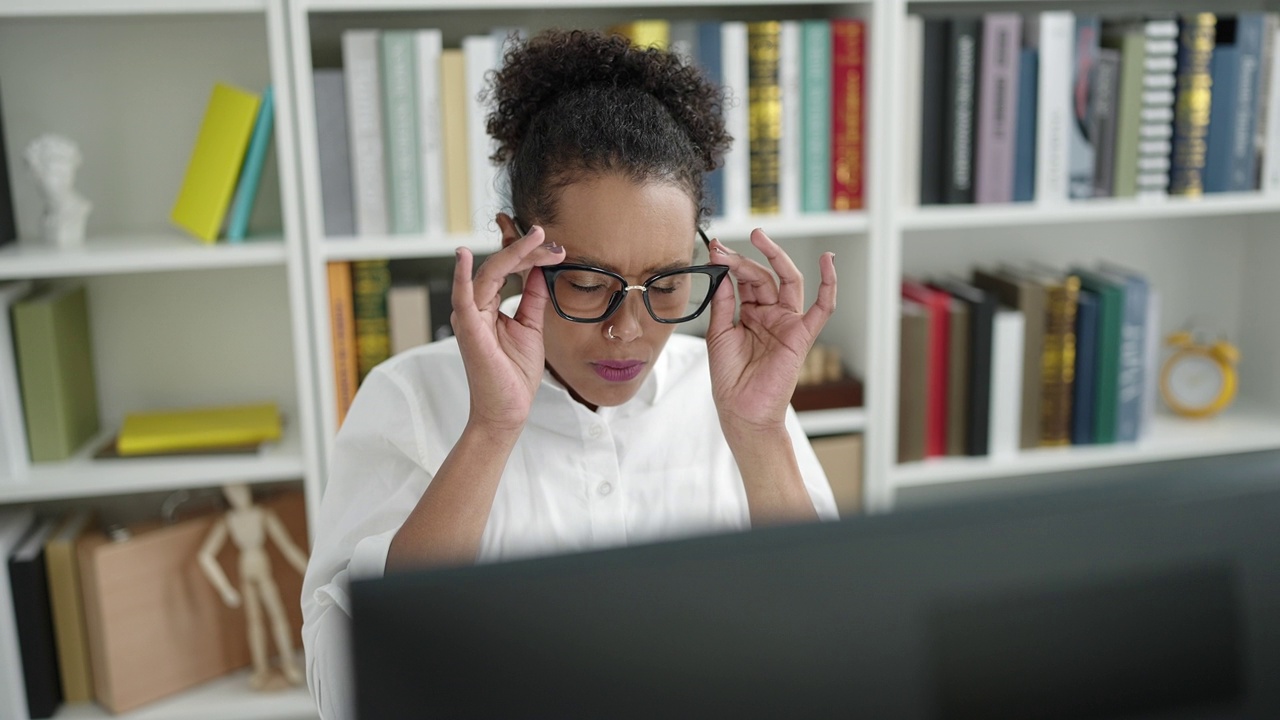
[536,173,699,409]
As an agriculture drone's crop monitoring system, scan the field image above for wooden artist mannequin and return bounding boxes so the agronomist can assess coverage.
[198,483,308,690]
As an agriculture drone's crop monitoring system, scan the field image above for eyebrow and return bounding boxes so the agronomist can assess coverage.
[565,255,695,276]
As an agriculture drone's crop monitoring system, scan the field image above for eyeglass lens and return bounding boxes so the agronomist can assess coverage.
[550,269,714,322]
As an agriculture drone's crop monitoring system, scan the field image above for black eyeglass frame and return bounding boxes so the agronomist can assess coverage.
[530,226,729,324]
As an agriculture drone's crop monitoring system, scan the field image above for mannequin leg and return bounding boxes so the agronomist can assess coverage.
[244,578,271,689]
[256,569,303,684]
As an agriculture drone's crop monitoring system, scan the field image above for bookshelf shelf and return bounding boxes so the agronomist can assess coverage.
[0,235,288,281]
[0,0,268,17]
[798,407,867,436]
[52,668,316,720]
[889,406,1280,489]
[321,233,501,261]
[0,421,306,504]
[900,193,1280,232]
[300,0,868,12]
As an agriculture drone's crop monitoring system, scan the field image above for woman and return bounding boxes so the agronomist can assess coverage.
[302,28,838,718]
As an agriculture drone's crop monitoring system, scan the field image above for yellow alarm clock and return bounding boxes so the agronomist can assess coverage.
[1159,330,1239,419]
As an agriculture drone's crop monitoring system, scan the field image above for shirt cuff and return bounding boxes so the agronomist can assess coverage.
[349,527,397,580]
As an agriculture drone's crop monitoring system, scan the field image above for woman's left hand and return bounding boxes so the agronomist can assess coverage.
[705,229,837,434]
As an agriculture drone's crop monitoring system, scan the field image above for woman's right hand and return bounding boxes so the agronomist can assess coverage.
[451,225,565,433]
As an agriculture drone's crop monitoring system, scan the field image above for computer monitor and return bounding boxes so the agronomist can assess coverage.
[351,474,1280,719]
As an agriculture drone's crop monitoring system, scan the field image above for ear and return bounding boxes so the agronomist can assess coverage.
[497,212,522,250]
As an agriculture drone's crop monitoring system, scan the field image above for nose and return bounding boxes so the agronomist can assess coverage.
[605,286,646,342]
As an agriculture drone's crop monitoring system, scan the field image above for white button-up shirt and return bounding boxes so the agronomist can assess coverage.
[301,328,838,720]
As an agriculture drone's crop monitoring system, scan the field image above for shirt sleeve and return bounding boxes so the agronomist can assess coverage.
[301,366,436,720]
[784,405,841,521]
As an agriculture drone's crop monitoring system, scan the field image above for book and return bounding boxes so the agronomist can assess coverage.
[1204,39,1241,193]
[43,509,94,704]
[1097,262,1150,443]
[0,281,33,479]
[809,433,863,517]
[943,17,980,204]
[1071,289,1100,444]
[353,259,392,381]
[1032,11,1076,204]
[328,261,358,425]
[0,508,35,720]
[778,21,802,217]
[1013,47,1039,202]
[387,283,431,355]
[440,49,472,234]
[722,21,751,219]
[1107,24,1147,197]
[898,299,929,463]
[225,85,274,242]
[416,29,445,237]
[343,29,390,236]
[10,517,62,719]
[463,34,500,232]
[1169,14,1218,196]
[831,18,866,210]
[973,268,1045,450]
[313,70,356,237]
[1072,268,1125,443]
[382,31,423,235]
[1068,16,1101,199]
[1141,289,1163,436]
[1092,48,1122,197]
[117,402,281,456]
[170,82,260,243]
[798,18,829,211]
[920,19,949,206]
[0,81,16,247]
[931,277,997,456]
[696,21,725,216]
[1263,23,1280,192]
[944,298,970,456]
[1229,14,1267,192]
[609,20,670,49]
[975,13,1023,204]
[747,22,782,215]
[1019,268,1080,447]
[12,284,100,462]
[901,15,924,208]
[1137,18,1181,197]
[901,279,950,457]
[989,308,1026,458]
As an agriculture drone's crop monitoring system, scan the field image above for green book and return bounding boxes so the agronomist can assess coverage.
[1107,26,1146,197]
[801,19,831,213]
[1071,269,1123,444]
[381,30,423,234]
[12,284,100,462]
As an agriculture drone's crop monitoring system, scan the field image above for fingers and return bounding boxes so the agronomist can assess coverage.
[749,228,805,312]
[711,238,777,306]
[470,225,564,311]
[452,247,478,321]
[511,264,550,333]
[706,261,737,339]
[802,252,838,338]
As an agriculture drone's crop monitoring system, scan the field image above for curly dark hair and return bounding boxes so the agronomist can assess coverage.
[485,28,730,228]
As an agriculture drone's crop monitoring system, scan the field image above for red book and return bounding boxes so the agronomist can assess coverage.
[831,18,866,210]
[902,279,950,457]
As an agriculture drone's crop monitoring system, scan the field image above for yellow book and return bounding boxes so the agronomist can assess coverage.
[609,20,670,50]
[46,509,95,703]
[117,402,281,456]
[170,83,261,243]
[441,50,471,234]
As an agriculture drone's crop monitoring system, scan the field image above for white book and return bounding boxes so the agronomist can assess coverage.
[0,281,32,482]
[0,507,35,720]
[721,21,751,220]
[342,29,389,237]
[989,308,1025,458]
[387,284,432,356]
[1264,27,1280,192]
[415,29,445,237]
[779,21,802,217]
[1141,289,1162,438]
[463,34,500,233]
[902,15,924,209]
[1033,11,1075,205]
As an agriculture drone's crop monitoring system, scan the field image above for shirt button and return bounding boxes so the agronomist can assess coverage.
[589,424,603,439]
[598,482,613,496]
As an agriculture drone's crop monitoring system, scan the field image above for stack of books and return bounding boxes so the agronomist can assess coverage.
[111,402,282,457]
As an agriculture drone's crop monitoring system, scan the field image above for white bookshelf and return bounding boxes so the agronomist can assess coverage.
[0,234,288,279]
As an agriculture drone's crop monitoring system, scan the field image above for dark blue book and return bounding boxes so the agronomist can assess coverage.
[1071,289,1100,445]
[1098,262,1149,443]
[1013,47,1039,202]
[1204,43,1240,193]
[696,21,725,217]
[920,19,949,205]
[1230,13,1267,191]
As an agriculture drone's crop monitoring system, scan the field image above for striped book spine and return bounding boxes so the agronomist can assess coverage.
[1169,13,1217,196]
[1136,18,1179,197]
[747,22,782,214]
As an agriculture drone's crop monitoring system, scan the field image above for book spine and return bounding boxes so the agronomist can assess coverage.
[440,49,471,234]
[342,30,389,236]
[327,261,358,425]
[353,260,391,382]
[721,21,751,219]
[1013,47,1039,202]
[226,85,275,242]
[1035,11,1075,203]
[382,31,422,235]
[0,282,32,478]
[988,308,1025,458]
[747,22,782,215]
[1068,16,1100,199]
[965,298,996,456]
[1018,282,1046,450]
[11,540,61,718]
[1071,289,1100,444]
[901,16,924,209]
[1040,276,1079,447]
[975,13,1023,204]
[946,300,970,456]
[1137,19,1180,197]
[45,523,94,703]
[1092,49,1122,197]
[1115,277,1148,443]
[1263,23,1280,192]
[1169,14,1217,196]
[831,18,866,210]
[387,284,432,356]
[920,20,949,205]
[897,301,929,463]
[902,281,950,457]
[779,21,802,216]
[313,70,356,237]
[1111,30,1147,197]
[943,17,980,204]
[697,22,726,216]
[801,20,832,213]
[463,35,499,232]
[610,20,670,49]
[1140,289,1162,437]
[1075,271,1121,443]
[415,30,445,236]
[1230,13,1266,191]
[1204,44,1240,193]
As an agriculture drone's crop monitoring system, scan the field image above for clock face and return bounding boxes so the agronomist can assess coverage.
[1167,355,1225,409]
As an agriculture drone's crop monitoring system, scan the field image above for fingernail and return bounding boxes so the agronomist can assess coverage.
[541,240,564,253]
[713,245,728,256]
[455,247,463,259]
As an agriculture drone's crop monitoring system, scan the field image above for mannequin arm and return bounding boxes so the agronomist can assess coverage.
[264,509,309,575]
[198,519,241,607]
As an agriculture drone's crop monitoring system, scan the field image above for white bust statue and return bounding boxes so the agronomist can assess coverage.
[23,134,91,247]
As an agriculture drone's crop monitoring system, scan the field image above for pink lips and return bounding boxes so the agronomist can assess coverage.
[592,360,645,383]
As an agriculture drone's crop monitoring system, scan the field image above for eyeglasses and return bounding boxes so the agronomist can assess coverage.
[521,222,729,324]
